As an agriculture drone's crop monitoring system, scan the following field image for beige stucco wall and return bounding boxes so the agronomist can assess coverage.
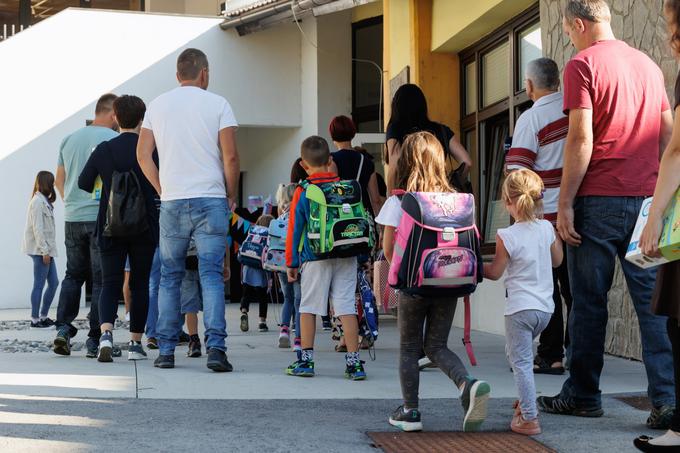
[540,0,678,360]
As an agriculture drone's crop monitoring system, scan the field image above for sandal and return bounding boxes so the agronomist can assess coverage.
[335,344,347,353]
[633,435,680,452]
[533,357,565,375]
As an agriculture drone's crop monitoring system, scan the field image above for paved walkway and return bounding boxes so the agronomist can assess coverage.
[0,305,658,452]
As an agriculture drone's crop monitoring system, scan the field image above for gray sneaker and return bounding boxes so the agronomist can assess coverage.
[461,378,491,432]
[128,341,148,360]
[97,331,113,363]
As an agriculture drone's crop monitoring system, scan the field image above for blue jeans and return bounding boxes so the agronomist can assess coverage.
[278,273,301,338]
[560,196,674,408]
[30,255,58,319]
[157,198,228,355]
[146,247,161,339]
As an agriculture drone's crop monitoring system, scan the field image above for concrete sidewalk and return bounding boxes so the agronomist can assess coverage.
[0,305,658,452]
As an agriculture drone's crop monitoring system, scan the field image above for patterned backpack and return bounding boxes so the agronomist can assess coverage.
[299,179,373,259]
[263,217,287,272]
[388,191,483,365]
[238,224,269,269]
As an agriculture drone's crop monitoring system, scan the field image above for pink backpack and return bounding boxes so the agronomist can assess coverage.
[388,191,483,365]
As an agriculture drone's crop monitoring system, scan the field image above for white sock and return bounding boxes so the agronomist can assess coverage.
[31,318,39,323]
[649,430,680,446]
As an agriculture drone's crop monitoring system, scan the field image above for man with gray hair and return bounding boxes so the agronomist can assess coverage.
[537,0,675,428]
[506,57,572,385]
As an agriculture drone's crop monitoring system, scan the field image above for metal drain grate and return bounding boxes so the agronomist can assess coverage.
[615,395,653,412]
[367,431,556,453]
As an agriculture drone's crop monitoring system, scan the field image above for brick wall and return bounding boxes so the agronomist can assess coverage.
[539,0,678,360]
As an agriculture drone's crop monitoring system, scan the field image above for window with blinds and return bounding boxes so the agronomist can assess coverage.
[482,42,510,108]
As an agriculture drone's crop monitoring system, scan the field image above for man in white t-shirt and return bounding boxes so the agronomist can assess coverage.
[137,48,240,372]
[505,57,572,376]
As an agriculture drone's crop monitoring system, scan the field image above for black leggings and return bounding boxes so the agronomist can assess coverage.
[241,284,268,319]
[98,236,155,334]
[668,317,680,431]
[398,293,468,408]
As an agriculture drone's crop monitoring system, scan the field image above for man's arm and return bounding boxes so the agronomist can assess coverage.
[137,128,161,195]
[660,109,674,160]
[557,108,593,246]
[55,165,66,200]
[218,127,240,209]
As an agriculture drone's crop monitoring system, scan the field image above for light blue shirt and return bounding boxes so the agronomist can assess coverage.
[58,125,118,222]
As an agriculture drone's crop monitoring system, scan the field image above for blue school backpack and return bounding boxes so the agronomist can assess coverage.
[358,269,379,342]
[238,224,269,269]
[263,217,288,272]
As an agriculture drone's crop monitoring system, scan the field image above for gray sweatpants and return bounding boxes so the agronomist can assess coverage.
[505,309,552,420]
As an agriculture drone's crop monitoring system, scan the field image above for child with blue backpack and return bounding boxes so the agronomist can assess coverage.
[376,131,489,433]
[240,214,274,333]
[272,183,300,350]
[285,135,372,380]
[484,169,562,436]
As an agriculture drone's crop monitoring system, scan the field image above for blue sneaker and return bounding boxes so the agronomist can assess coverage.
[345,361,367,381]
[286,360,314,377]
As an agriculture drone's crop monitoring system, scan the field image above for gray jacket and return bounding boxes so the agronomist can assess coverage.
[22,193,58,257]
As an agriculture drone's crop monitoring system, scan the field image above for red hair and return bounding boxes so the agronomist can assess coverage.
[328,115,356,142]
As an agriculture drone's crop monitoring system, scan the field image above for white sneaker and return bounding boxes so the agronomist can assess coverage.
[418,356,436,370]
[278,330,290,348]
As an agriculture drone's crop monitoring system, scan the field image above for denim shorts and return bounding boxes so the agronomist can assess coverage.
[180,269,203,314]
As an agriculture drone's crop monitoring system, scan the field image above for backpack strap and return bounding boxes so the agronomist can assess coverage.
[462,294,477,366]
[356,153,365,181]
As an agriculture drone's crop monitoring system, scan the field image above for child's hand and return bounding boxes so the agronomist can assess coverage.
[287,268,298,283]
[223,266,231,282]
[42,255,51,265]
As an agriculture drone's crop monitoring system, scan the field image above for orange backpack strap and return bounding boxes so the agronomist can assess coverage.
[463,295,477,366]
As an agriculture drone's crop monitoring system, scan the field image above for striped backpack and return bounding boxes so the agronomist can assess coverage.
[388,191,483,364]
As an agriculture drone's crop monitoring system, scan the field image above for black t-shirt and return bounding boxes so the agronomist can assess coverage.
[78,132,160,244]
[385,120,454,165]
[331,149,376,216]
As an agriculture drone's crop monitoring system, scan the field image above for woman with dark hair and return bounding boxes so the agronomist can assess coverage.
[385,84,472,192]
[328,115,383,217]
[22,171,59,328]
[634,1,680,451]
[79,95,159,363]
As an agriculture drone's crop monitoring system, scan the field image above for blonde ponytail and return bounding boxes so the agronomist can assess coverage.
[502,169,544,222]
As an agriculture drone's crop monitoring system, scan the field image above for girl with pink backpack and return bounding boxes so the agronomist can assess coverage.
[376,131,490,433]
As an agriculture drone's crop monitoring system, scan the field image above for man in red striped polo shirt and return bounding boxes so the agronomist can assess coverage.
[506,57,572,376]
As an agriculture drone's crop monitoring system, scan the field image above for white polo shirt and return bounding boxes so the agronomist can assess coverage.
[506,92,568,225]
[142,86,238,201]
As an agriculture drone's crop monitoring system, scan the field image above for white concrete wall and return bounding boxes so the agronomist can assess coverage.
[0,8,303,308]
[453,279,507,336]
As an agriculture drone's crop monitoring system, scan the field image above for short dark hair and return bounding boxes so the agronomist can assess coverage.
[113,95,146,129]
[564,0,611,23]
[526,58,560,91]
[301,136,330,167]
[95,93,117,115]
[328,115,356,142]
[177,48,209,81]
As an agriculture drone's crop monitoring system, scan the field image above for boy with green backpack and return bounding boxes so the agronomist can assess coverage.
[285,136,373,380]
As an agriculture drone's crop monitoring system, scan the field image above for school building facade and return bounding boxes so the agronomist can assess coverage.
[0,0,674,360]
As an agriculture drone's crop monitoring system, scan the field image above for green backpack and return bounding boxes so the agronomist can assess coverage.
[299,179,373,258]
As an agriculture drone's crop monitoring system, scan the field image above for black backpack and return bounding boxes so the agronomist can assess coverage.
[102,145,148,237]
